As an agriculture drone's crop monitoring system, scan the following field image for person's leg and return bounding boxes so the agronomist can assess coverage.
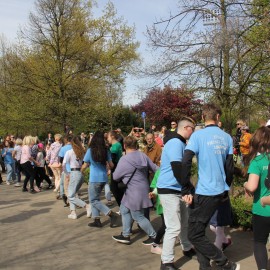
[11,163,16,182]
[89,182,111,217]
[59,171,65,197]
[179,198,193,251]
[21,163,30,189]
[104,183,112,202]
[64,173,70,196]
[5,164,12,183]
[110,176,124,206]
[120,204,132,237]
[188,194,228,269]
[144,207,150,220]
[159,193,181,264]
[131,209,156,238]
[68,172,86,211]
[253,214,270,270]
[39,167,52,185]
[153,214,166,245]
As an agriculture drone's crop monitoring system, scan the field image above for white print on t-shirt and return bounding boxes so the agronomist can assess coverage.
[207,135,228,155]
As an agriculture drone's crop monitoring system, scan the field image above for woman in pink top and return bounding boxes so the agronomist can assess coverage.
[21,136,40,193]
[46,134,62,193]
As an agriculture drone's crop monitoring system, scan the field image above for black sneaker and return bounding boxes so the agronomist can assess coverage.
[142,237,155,245]
[109,212,119,228]
[218,261,240,270]
[112,233,131,245]
[88,219,102,228]
[183,248,197,259]
[62,194,68,205]
[22,187,28,192]
[160,262,177,270]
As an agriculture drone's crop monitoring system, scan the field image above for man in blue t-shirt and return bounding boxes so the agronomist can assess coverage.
[181,103,239,270]
[157,117,196,270]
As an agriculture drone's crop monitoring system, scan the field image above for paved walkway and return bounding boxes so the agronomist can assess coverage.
[0,175,268,270]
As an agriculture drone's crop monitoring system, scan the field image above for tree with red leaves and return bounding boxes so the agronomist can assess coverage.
[132,85,203,127]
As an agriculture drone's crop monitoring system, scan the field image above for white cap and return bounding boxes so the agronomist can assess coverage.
[266,119,270,127]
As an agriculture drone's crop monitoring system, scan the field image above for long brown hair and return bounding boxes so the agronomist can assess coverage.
[245,126,270,166]
[71,136,85,160]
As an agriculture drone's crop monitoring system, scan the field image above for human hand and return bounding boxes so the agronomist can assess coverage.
[149,192,156,199]
[182,194,193,205]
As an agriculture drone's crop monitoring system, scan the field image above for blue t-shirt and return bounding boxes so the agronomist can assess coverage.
[59,144,72,173]
[83,148,112,183]
[186,126,233,195]
[157,138,185,191]
[2,148,14,164]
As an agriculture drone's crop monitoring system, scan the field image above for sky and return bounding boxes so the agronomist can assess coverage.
[0,0,179,105]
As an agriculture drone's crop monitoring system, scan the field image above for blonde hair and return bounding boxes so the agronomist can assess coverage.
[23,136,34,146]
[15,138,23,145]
[54,134,62,141]
[32,136,38,144]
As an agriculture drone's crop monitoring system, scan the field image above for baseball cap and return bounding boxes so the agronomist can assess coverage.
[38,143,44,148]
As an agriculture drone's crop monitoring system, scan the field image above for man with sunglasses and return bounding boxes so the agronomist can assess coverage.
[157,116,196,270]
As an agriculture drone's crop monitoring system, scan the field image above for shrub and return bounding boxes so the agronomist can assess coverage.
[83,167,90,184]
[230,195,252,230]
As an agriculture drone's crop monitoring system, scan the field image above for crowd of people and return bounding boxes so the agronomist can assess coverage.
[1,104,270,270]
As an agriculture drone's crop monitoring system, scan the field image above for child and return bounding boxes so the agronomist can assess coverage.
[149,169,164,254]
[36,143,54,189]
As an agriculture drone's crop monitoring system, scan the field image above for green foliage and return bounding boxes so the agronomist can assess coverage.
[83,167,90,184]
[231,195,252,230]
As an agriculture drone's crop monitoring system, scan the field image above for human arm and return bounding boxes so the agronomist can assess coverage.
[179,150,196,197]
[243,174,259,196]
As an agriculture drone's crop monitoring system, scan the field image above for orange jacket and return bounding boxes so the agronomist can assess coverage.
[239,132,252,155]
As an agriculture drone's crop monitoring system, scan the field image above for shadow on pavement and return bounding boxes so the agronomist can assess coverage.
[0,199,31,205]
[0,208,52,223]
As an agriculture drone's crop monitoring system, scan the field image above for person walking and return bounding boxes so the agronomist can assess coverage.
[81,131,118,228]
[63,136,91,220]
[243,126,270,270]
[112,136,158,245]
[157,116,196,270]
[181,103,239,270]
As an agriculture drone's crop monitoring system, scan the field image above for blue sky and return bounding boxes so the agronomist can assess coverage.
[0,0,178,105]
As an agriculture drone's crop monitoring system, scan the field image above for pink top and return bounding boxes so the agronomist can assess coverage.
[20,145,31,164]
[47,141,62,164]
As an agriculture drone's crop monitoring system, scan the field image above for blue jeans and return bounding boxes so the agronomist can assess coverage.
[89,182,110,218]
[68,171,86,211]
[60,172,65,196]
[6,163,16,182]
[105,183,111,201]
[159,193,193,264]
[120,204,156,238]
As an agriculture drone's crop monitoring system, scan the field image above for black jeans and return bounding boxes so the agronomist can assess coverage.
[110,177,124,207]
[36,167,52,188]
[154,214,166,245]
[253,214,270,269]
[188,193,228,270]
[21,161,35,190]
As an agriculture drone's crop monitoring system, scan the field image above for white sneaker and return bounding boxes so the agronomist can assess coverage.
[86,205,92,218]
[68,212,77,220]
[6,181,11,185]
[14,183,21,187]
[151,245,162,255]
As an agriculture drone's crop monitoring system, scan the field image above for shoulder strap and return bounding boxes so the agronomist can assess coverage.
[126,168,137,186]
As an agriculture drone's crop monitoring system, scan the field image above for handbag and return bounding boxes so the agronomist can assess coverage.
[118,168,137,191]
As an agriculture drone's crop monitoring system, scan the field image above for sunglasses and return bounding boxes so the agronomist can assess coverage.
[236,123,241,125]
[171,123,176,126]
